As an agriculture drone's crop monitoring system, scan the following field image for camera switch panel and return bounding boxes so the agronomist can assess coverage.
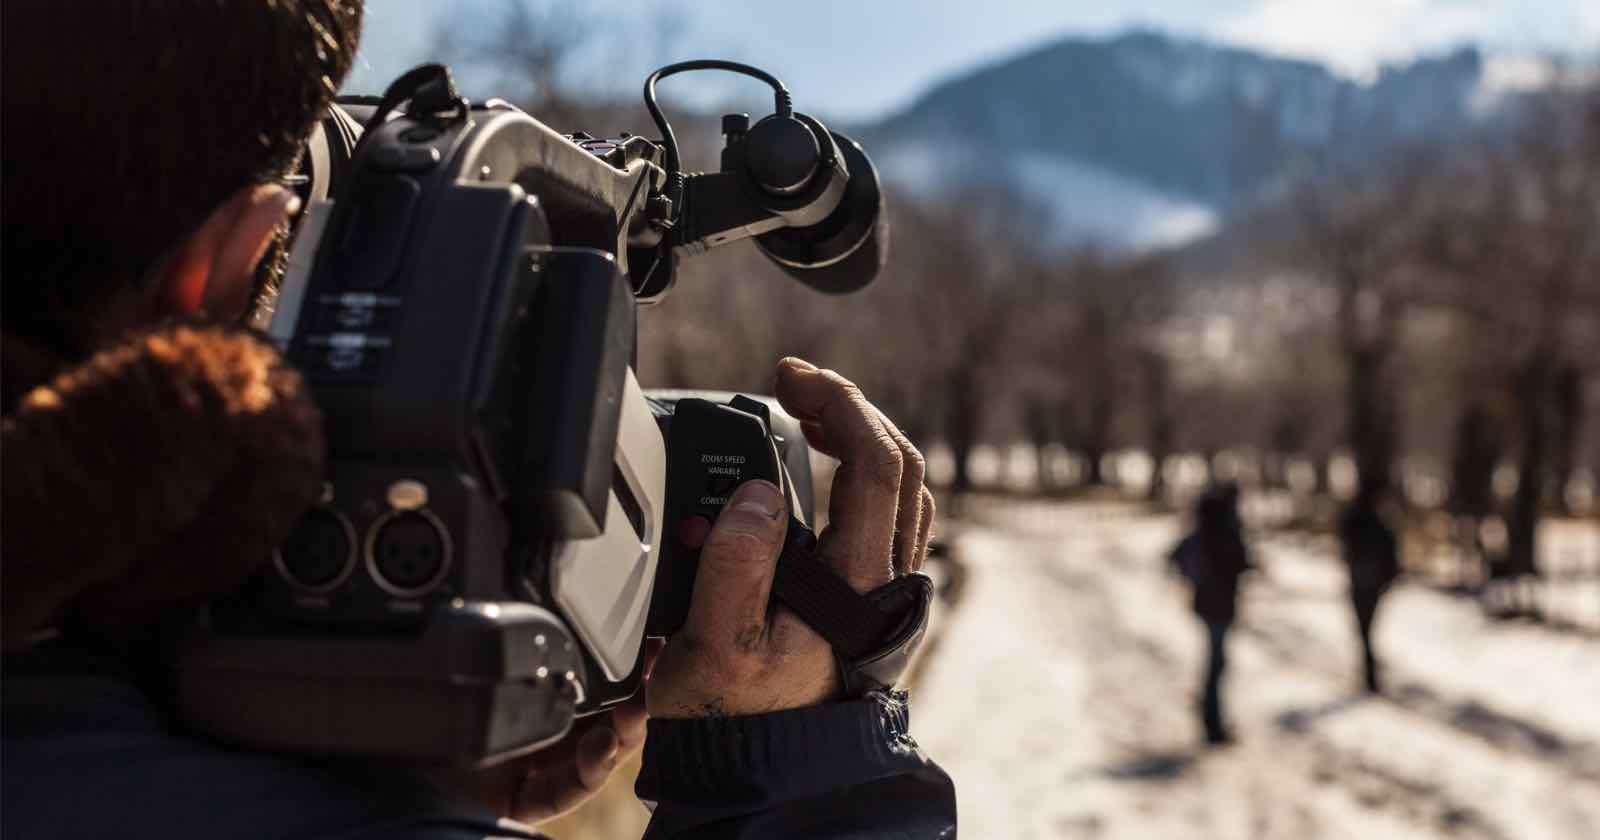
[647,397,787,636]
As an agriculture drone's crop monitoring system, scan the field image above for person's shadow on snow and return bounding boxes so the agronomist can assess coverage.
[1100,751,1198,782]
[1275,695,1366,734]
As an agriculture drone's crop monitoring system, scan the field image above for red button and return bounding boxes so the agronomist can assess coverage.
[677,515,712,550]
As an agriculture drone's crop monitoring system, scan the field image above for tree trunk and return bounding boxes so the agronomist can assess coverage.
[1083,441,1107,486]
[1347,347,1395,497]
[1267,406,1308,491]
[1023,397,1054,496]
[1506,357,1551,582]
[1084,376,1114,487]
[1449,403,1499,518]
[1551,364,1583,516]
[945,367,982,506]
[1313,452,1331,496]
[1142,351,1172,503]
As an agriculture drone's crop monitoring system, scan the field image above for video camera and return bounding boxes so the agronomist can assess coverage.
[171,62,915,767]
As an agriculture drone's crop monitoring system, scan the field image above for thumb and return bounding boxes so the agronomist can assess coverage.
[681,480,787,647]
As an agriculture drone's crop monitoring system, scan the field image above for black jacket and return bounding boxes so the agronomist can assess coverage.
[1171,530,1250,626]
[1339,504,1400,596]
[2,641,956,839]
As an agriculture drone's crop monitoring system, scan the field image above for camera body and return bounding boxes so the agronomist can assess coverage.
[171,64,885,767]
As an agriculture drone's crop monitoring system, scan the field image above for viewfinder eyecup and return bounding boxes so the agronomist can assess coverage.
[754,131,885,294]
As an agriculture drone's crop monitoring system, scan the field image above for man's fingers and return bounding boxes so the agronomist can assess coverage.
[775,358,899,592]
[774,359,886,449]
[805,406,926,573]
[682,480,786,653]
[573,724,621,793]
[876,411,926,574]
[799,418,841,458]
[914,487,936,572]
[508,720,616,822]
[612,655,653,752]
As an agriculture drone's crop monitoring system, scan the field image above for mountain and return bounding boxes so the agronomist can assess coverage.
[864,30,1489,252]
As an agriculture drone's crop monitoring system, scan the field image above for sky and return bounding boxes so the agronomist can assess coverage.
[348,0,1600,121]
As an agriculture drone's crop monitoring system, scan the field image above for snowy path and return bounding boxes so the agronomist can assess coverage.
[912,499,1600,839]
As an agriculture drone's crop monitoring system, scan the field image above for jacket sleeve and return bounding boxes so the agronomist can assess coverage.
[634,690,956,839]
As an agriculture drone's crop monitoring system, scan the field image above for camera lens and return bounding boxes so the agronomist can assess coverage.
[370,511,450,595]
[278,508,355,590]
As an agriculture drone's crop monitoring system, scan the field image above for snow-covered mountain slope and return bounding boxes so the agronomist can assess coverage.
[865,30,1495,253]
[882,140,1220,252]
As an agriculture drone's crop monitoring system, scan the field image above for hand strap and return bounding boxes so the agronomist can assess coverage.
[770,518,934,695]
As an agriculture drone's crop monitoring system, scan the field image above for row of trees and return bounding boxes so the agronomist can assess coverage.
[1276,80,1600,579]
[437,3,1600,569]
[650,75,1599,573]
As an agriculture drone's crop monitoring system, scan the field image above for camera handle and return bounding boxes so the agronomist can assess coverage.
[356,63,468,137]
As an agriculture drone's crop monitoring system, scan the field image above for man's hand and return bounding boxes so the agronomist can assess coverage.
[437,641,659,824]
[647,358,935,718]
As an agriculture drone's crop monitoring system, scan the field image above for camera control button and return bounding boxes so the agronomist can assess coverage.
[312,292,402,333]
[370,143,441,172]
[400,125,443,144]
[324,346,365,373]
[300,333,391,379]
[676,515,712,550]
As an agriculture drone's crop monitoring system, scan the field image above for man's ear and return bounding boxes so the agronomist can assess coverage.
[157,184,300,321]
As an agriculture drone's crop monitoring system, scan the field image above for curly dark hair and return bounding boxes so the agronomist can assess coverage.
[2,325,326,643]
[1,0,364,352]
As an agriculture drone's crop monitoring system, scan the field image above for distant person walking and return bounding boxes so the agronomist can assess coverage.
[1170,484,1251,745]
[1338,490,1401,694]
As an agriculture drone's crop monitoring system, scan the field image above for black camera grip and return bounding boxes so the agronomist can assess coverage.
[772,519,935,694]
[773,520,897,658]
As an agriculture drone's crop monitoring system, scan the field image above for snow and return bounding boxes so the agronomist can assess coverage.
[1114,39,1224,107]
[879,141,1221,253]
[1008,152,1222,251]
[911,498,1600,839]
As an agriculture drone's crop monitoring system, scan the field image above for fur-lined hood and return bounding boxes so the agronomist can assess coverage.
[2,324,325,643]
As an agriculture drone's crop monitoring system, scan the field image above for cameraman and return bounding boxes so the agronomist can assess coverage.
[1,2,955,838]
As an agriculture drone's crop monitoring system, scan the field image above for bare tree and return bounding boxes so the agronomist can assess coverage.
[1551,363,1585,515]
[435,0,598,122]
[930,220,1027,500]
[1050,252,1126,486]
[1419,76,1600,593]
[1290,151,1436,500]
[1140,347,1175,501]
